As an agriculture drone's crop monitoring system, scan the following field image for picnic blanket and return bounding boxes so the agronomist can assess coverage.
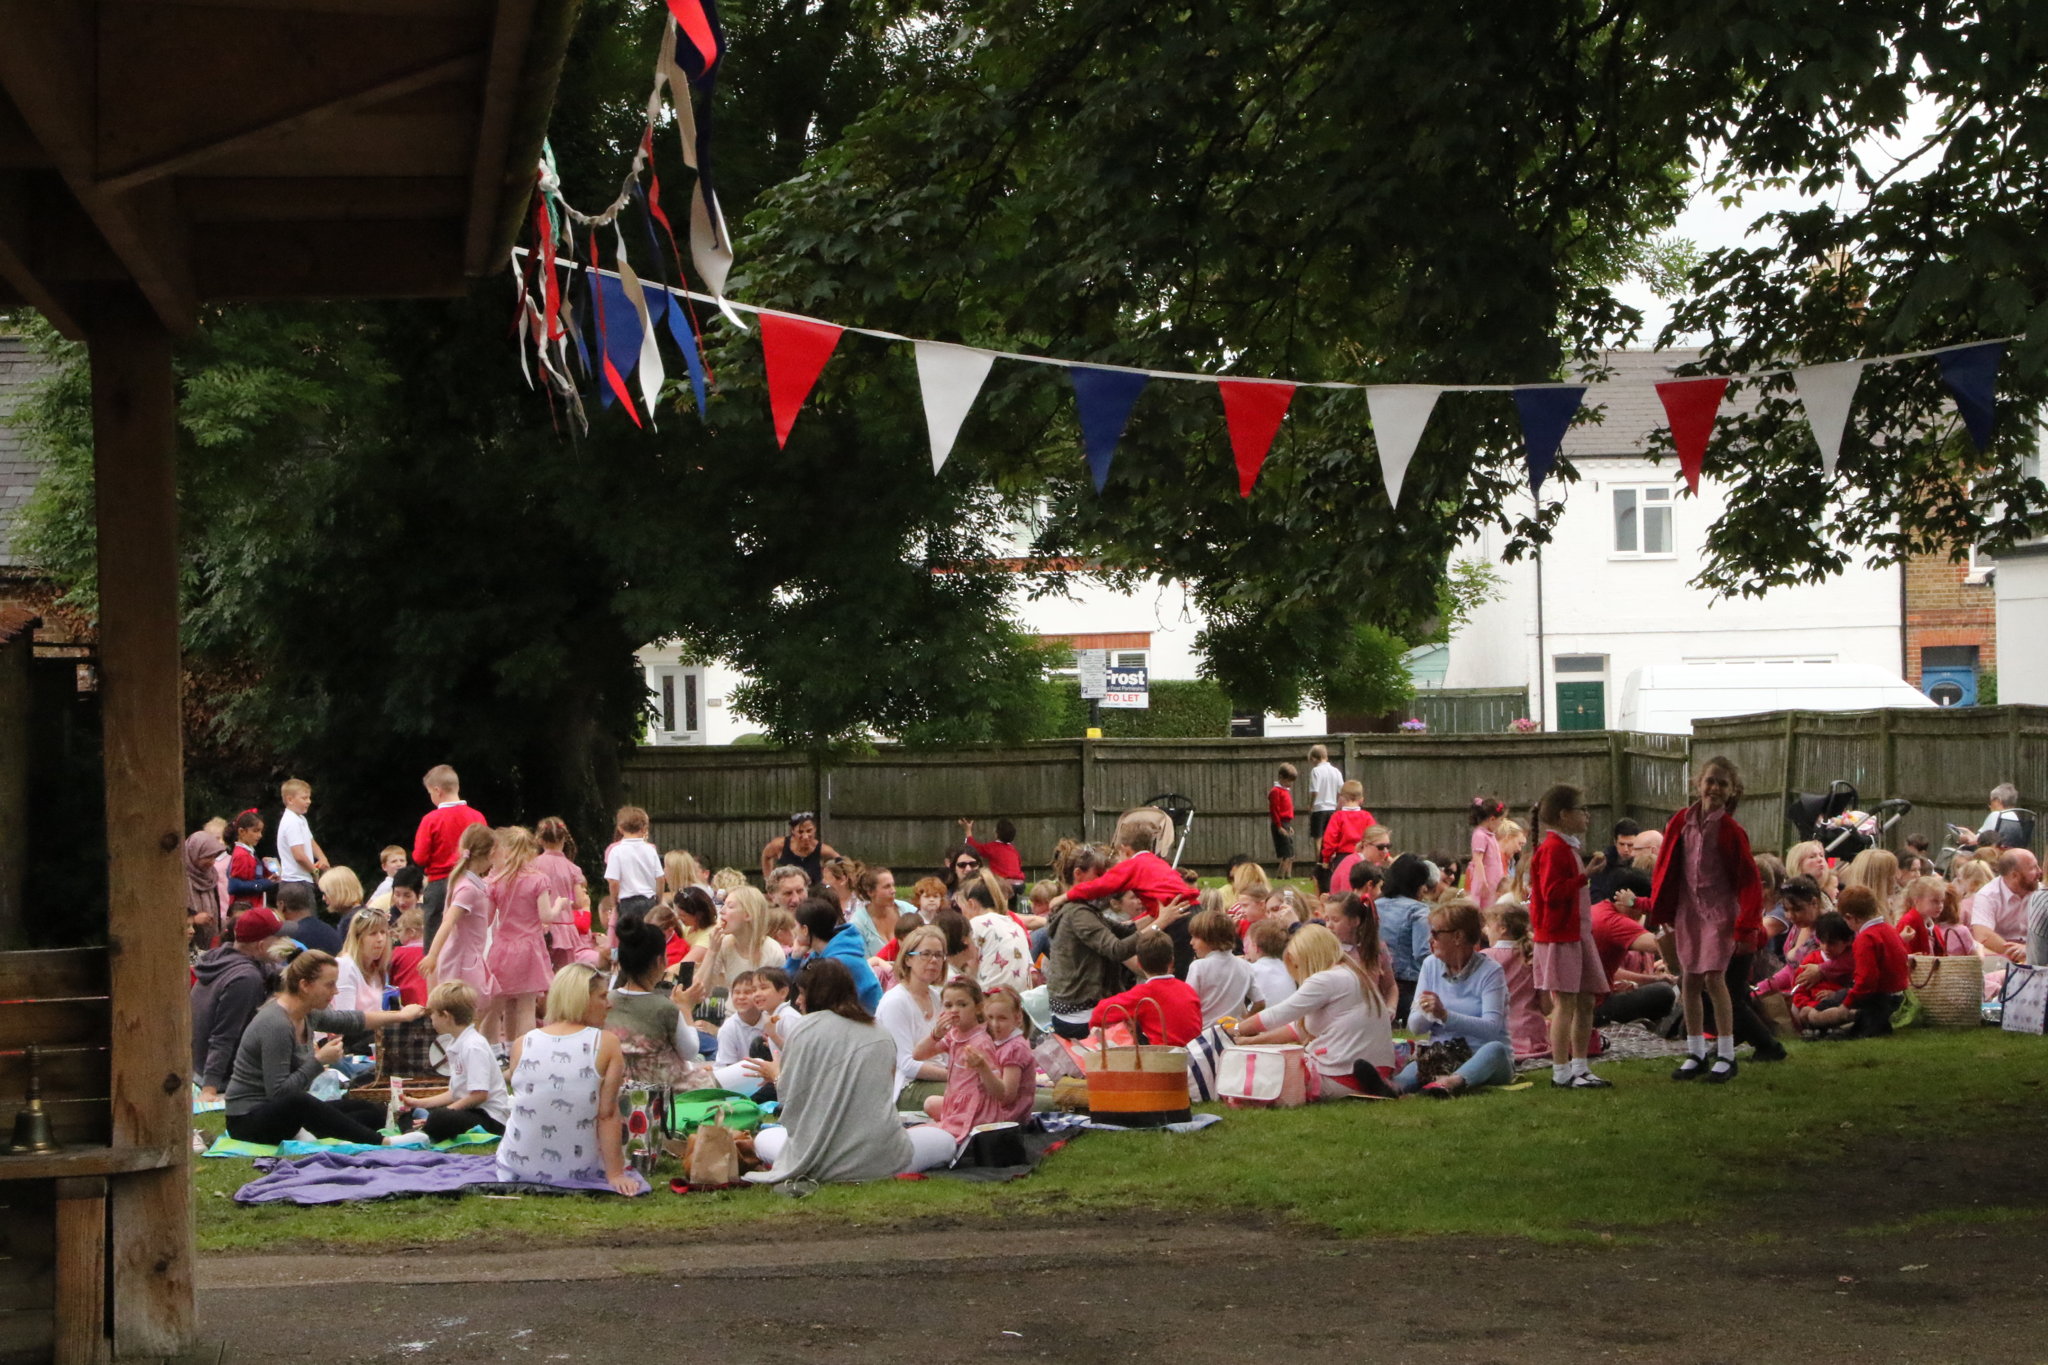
[927,1121,1074,1184]
[233,1147,648,1204]
[1037,1111,1223,1136]
[202,1128,499,1159]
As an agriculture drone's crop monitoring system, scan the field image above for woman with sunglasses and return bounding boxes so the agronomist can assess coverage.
[874,924,953,1106]
[940,844,983,893]
[760,811,838,886]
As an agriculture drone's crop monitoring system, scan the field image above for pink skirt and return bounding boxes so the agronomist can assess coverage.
[1673,898,1737,975]
[486,932,554,998]
[1533,901,1606,994]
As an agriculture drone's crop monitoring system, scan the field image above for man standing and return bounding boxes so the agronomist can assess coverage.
[1971,849,2039,963]
[413,764,487,950]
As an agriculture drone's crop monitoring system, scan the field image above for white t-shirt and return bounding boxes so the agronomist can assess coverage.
[604,838,663,899]
[1187,951,1255,1025]
[874,984,943,1088]
[443,1025,510,1125]
[276,808,316,884]
[714,1003,798,1065]
[1309,762,1343,812]
[1249,957,1295,1011]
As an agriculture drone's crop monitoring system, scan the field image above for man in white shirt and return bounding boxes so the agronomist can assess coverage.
[1971,849,2039,962]
[274,778,326,891]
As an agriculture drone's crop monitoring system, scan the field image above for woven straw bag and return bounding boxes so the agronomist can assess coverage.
[1908,954,1984,1029]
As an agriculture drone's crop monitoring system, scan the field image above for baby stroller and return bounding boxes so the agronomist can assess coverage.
[1143,793,1197,870]
[1784,779,1912,861]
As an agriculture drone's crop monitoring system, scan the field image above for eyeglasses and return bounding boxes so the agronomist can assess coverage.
[1368,842,1392,851]
[1429,928,1463,939]
[905,949,943,959]
[954,860,981,871]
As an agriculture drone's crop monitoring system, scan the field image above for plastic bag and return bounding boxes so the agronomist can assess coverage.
[308,1068,350,1101]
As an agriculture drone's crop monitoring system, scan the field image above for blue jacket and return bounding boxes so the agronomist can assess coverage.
[1376,896,1432,982]
[823,923,883,1015]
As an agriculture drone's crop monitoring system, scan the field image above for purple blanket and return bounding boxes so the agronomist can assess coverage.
[234,1147,647,1204]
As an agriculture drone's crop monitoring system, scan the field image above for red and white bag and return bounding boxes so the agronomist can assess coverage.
[1216,1043,1319,1109]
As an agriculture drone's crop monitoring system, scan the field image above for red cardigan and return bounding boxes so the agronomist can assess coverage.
[1647,804,1764,946]
[1846,920,1909,1007]
[1528,832,1589,943]
[1066,851,1194,914]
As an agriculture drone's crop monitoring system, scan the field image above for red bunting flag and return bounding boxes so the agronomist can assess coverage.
[665,0,721,76]
[760,313,844,447]
[1216,379,1295,497]
[1654,377,1728,494]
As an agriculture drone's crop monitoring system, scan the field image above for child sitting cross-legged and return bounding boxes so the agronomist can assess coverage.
[913,978,1033,1141]
[408,980,511,1143]
[711,967,796,1091]
[1752,910,1855,1036]
[1185,908,1255,1026]
[1089,929,1203,1045]
[1799,889,1909,1038]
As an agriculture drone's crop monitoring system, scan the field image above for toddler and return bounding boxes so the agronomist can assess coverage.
[1482,904,1550,1061]
[979,985,1038,1124]
[408,981,510,1143]
[1754,911,1857,1032]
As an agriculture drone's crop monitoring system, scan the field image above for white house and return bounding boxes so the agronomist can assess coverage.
[1994,542,2048,706]
[1440,349,1909,730]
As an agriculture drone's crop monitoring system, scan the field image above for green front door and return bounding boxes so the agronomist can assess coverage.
[1555,680,1605,731]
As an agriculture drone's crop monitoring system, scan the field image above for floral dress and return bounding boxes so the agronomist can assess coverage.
[969,912,1034,995]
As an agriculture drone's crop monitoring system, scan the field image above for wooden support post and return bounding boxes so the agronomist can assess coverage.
[1879,710,1898,848]
[83,286,193,1359]
[1607,731,1627,837]
[1078,738,1096,843]
[53,1176,108,1365]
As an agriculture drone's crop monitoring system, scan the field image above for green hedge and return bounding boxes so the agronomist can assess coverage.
[1044,678,1234,738]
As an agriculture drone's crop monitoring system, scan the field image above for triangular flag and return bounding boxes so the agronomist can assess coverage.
[592,271,644,426]
[1654,377,1728,494]
[1216,380,1294,498]
[759,313,843,447]
[1792,359,1866,477]
[1937,341,2004,452]
[615,249,664,428]
[1512,386,1586,495]
[652,286,709,417]
[1364,384,1441,506]
[1069,366,1150,493]
[913,342,996,474]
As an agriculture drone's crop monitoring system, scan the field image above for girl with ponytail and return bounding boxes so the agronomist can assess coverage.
[1528,784,1610,1089]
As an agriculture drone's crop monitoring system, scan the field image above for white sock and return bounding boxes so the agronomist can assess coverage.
[1686,1034,1707,1060]
[1578,1057,1597,1078]
[1568,1058,1588,1079]
[1552,1062,1569,1083]
[1716,1034,1737,1062]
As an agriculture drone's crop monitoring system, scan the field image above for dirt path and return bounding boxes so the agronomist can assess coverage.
[199,1208,2048,1363]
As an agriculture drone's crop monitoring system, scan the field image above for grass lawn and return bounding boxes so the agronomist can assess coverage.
[193,1029,2047,1255]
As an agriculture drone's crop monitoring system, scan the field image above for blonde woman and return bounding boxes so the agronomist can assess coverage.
[695,886,787,991]
[874,924,952,1099]
[318,866,367,940]
[1228,861,1272,898]
[660,850,709,906]
[1784,841,1839,901]
[1233,923,1394,1097]
[332,910,393,1053]
[1498,819,1530,903]
[1953,856,1996,923]
[1839,848,1902,918]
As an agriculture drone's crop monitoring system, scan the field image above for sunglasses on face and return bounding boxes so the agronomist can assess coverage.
[1368,842,1391,851]
[955,860,981,871]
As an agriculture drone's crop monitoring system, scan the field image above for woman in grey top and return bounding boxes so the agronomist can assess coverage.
[225,949,425,1145]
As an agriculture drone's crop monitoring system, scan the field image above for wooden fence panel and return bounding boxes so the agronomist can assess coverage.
[828,744,1083,875]
[624,749,816,875]
[1348,735,1625,862]
[1409,688,1529,735]
[1086,739,1309,869]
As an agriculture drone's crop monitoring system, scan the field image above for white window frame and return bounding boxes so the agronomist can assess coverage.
[650,665,705,742]
[1610,484,1676,560]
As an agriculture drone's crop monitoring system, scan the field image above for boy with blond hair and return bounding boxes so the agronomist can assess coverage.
[274,778,327,895]
[413,764,487,949]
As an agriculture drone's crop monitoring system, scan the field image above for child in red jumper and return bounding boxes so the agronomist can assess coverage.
[958,816,1026,889]
[1269,764,1298,881]
[1752,910,1856,1032]
[1318,781,1377,875]
[1063,808,1196,917]
[1089,930,1202,1046]
[1528,783,1611,1089]
[1648,756,1763,1083]
[1804,888,1909,1037]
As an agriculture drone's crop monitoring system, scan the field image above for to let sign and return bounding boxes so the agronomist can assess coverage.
[1101,665,1149,709]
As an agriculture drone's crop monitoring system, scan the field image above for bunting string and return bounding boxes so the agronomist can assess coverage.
[515,247,2023,500]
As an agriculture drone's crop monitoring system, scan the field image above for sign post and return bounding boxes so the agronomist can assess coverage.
[1077,649,1108,737]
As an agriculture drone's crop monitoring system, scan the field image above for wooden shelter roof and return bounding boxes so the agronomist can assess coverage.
[0,0,582,338]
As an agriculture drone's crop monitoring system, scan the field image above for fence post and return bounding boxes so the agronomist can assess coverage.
[1607,731,1626,835]
[1879,709,1897,845]
[1342,733,1358,786]
[1078,737,1096,843]
[813,751,830,836]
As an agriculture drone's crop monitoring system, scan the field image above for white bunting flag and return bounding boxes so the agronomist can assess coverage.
[914,342,997,473]
[615,237,664,427]
[1365,384,1443,506]
[1792,359,1867,478]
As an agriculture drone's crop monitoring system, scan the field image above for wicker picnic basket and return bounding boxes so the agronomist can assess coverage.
[1908,954,1985,1029]
[1084,999,1191,1127]
[346,1019,453,1105]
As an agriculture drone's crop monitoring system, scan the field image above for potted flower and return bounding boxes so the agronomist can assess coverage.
[1509,717,1540,734]
[1399,718,1427,733]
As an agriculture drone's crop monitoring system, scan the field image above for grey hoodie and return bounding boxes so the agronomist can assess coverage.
[190,945,277,1092]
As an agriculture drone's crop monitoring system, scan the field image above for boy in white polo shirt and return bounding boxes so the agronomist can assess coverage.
[605,805,663,922]
[274,778,327,893]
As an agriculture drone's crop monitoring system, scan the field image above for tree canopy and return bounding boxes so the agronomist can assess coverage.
[9,0,2045,856]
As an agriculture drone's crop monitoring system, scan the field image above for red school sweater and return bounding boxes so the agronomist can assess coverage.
[1090,975,1203,1047]
[1845,919,1909,1007]
[1268,784,1295,827]
[1319,807,1377,863]
[1066,851,1195,915]
[966,835,1025,883]
[1529,832,1590,943]
[413,802,487,882]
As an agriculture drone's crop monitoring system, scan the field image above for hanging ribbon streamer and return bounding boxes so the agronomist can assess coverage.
[1513,386,1587,496]
[760,313,845,447]
[1364,384,1442,507]
[915,342,997,473]
[1070,366,1151,493]
[1654,377,1729,495]
[1216,380,1294,498]
[1936,340,2004,452]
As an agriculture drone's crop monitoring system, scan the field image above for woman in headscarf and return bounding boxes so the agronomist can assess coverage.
[184,817,231,953]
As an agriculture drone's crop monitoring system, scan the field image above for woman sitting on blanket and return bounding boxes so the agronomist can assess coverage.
[1232,923,1397,1098]
[747,959,957,1187]
[223,950,427,1147]
[495,963,643,1196]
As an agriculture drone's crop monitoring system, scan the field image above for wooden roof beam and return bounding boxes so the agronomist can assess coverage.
[463,0,581,275]
[0,173,82,336]
[96,51,486,196]
[0,0,198,332]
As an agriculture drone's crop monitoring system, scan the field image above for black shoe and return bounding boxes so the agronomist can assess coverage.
[1702,1058,1738,1084]
[1570,1072,1614,1089]
[1671,1055,1707,1081]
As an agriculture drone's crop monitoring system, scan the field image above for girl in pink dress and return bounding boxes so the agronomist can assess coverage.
[979,987,1039,1124]
[1482,904,1550,1060]
[912,979,1028,1142]
[486,826,556,1047]
[1648,757,1764,1083]
[422,822,496,1019]
[535,817,598,968]
[1468,797,1508,907]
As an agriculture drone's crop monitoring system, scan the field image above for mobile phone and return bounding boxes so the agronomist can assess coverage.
[677,961,695,989]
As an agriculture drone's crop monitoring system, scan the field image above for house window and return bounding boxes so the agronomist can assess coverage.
[1612,486,1673,557]
[1554,654,1606,674]
[1112,650,1149,670]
